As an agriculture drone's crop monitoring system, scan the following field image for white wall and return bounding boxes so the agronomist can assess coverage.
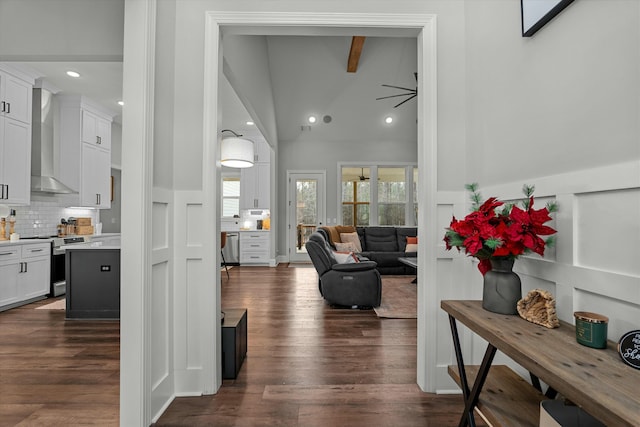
[465,0,640,185]
[0,0,124,61]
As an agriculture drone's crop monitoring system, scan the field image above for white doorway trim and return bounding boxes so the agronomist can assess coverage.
[203,11,438,392]
[287,170,327,263]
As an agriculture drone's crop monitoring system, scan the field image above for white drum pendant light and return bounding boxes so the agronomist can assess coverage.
[221,129,254,168]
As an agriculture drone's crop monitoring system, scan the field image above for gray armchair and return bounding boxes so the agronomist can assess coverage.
[305,232,382,308]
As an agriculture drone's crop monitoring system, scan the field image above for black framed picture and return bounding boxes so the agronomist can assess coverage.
[521,0,574,37]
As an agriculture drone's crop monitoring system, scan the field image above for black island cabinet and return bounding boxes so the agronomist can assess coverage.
[66,248,120,319]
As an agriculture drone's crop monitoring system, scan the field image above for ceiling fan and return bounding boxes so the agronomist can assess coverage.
[376,72,418,108]
[358,168,370,181]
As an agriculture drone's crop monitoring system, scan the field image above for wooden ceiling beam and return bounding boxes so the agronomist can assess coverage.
[347,36,366,73]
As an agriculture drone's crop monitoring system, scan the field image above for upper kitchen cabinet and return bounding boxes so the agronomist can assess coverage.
[56,94,114,209]
[0,68,32,124]
[0,65,33,205]
[82,109,111,150]
[240,140,271,210]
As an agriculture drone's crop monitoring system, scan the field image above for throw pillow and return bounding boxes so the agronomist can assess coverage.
[340,232,363,253]
[406,236,418,252]
[333,251,359,263]
[335,242,358,252]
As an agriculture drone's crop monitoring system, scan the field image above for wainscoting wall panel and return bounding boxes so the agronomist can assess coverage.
[576,188,640,276]
[449,161,640,382]
[172,191,208,395]
[150,189,174,420]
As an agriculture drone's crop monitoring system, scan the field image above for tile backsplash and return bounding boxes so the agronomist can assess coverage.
[4,193,99,238]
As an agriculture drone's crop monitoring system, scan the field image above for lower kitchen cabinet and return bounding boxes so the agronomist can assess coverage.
[239,231,270,265]
[0,242,50,311]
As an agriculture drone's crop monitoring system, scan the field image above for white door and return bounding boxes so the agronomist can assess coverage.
[288,171,326,263]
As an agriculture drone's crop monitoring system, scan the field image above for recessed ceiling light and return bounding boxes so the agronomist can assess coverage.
[66,71,80,78]
[308,115,317,124]
[246,121,254,126]
[117,101,124,106]
[385,116,394,124]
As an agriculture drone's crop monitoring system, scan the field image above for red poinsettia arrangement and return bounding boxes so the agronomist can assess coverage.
[444,184,557,275]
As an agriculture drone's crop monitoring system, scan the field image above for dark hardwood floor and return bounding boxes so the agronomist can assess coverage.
[0,297,119,426]
[0,265,467,426]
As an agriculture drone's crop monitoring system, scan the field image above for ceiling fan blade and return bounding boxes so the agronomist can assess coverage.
[381,84,416,92]
[376,93,418,101]
[393,94,417,108]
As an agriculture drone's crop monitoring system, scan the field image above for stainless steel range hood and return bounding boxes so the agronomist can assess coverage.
[31,88,77,194]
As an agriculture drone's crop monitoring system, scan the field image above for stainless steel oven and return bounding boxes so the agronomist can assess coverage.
[50,236,87,297]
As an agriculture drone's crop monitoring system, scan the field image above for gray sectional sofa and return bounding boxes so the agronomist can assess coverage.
[319,226,417,275]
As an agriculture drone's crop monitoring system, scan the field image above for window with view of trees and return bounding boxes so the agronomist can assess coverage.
[340,165,417,227]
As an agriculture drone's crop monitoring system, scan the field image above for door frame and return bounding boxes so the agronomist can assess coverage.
[287,170,327,263]
[203,11,438,393]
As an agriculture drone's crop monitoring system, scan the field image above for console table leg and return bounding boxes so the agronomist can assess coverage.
[449,315,498,427]
[530,373,558,398]
[448,315,474,426]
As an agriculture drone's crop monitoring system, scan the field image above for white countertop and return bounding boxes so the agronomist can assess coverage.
[62,240,120,250]
[0,238,52,246]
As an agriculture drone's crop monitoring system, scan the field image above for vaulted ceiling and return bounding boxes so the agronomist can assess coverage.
[13,34,417,151]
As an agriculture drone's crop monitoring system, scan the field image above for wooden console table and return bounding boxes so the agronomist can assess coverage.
[441,300,640,427]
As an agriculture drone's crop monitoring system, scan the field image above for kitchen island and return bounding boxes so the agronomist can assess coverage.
[65,243,120,319]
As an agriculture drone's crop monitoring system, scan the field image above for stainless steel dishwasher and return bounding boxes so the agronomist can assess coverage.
[222,232,240,265]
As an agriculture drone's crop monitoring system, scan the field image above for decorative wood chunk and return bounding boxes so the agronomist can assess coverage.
[517,289,559,329]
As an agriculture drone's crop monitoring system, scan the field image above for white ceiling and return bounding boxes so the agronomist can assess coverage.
[15,61,123,122]
[12,34,417,146]
[266,36,417,144]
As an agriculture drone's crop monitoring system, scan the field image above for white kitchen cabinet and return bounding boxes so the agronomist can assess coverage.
[81,143,111,208]
[255,139,272,163]
[0,118,31,204]
[0,66,32,205]
[0,242,50,312]
[19,243,50,300]
[240,140,271,210]
[241,163,270,209]
[82,109,111,150]
[0,68,32,124]
[0,246,20,307]
[239,230,270,264]
[57,94,113,208]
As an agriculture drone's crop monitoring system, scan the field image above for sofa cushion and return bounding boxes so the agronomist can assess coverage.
[340,232,363,252]
[335,241,359,252]
[320,225,356,247]
[361,227,398,252]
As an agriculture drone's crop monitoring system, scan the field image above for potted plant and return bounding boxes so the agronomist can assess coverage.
[443,183,557,314]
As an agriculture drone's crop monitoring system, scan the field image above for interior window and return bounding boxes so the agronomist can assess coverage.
[222,177,240,217]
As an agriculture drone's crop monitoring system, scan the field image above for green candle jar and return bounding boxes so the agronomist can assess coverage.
[574,311,609,349]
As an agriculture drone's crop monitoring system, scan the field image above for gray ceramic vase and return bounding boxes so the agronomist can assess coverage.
[482,258,521,315]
